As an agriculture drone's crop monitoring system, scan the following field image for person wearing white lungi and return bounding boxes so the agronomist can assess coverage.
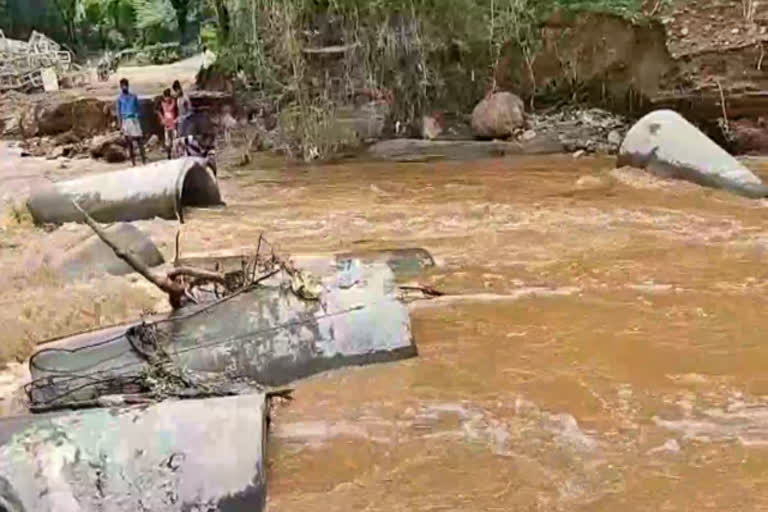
[115,78,146,166]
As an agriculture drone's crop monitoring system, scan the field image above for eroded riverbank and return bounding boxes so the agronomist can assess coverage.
[4,154,768,508]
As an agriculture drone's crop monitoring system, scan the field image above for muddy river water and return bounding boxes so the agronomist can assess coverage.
[185,154,768,511]
[7,152,768,510]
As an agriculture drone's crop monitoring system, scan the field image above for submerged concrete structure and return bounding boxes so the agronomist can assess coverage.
[1,248,430,511]
[0,394,267,512]
[27,258,415,409]
[618,109,768,197]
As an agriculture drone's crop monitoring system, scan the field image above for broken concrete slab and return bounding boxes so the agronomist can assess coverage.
[334,248,435,277]
[618,109,768,198]
[0,393,267,512]
[177,247,436,279]
[26,157,222,224]
[27,260,415,409]
[51,223,164,280]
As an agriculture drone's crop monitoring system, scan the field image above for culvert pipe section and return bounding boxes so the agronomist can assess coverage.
[26,157,222,224]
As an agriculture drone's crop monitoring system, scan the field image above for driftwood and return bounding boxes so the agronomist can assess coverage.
[399,285,445,297]
[73,201,230,309]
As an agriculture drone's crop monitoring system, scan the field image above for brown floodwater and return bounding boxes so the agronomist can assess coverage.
[180,154,768,511]
[11,152,768,510]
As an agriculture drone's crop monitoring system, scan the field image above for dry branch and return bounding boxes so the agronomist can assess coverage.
[399,285,445,297]
[715,79,730,135]
[72,201,228,308]
[167,266,229,285]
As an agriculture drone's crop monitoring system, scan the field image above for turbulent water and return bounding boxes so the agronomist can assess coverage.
[183,155,768,511]
[7,152,768,510]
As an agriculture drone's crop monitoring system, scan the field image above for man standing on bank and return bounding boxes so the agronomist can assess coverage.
[157,88,178,159]
[116,78,146,166]
[172,80,192,138]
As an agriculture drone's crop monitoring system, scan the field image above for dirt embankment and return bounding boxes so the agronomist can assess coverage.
[497,10,675,116]
[498,1,768,152]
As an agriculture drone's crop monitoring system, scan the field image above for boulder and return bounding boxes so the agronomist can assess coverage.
[103,143,128,163]
[50,223,164,280]
[471,91,525,139]
[22,96,111,138]
[617,110,768,197]
[89,131,123,158]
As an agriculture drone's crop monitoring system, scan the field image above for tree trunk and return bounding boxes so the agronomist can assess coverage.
[213,0,231,44]
[177,5,188,43]
[170,0,190,44]
[112,0,121,33]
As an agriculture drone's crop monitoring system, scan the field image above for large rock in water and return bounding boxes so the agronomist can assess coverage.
[471,92,525,139]
[618,110,768,198]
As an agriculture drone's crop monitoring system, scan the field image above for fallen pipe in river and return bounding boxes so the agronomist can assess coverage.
[618,110,768,198]
[26,157,222,224]
[26,259,415,409]
[0,393,267,512]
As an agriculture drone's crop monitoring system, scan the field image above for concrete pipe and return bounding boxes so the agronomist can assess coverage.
[26,157,223,224]
[26,260,416,409]
[618,109,768,198]
[0,394,267,512]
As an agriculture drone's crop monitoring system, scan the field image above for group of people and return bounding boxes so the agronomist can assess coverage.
[115,78,213,167]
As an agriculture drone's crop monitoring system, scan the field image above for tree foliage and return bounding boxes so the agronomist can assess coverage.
[0,0,214,53]
[131,0,177,42]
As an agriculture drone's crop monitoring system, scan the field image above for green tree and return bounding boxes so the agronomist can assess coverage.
[131,0,176,44]
[0,0,9,33]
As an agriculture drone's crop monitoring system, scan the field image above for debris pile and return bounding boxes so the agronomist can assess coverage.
[525,107,631,155]
[0,30,88,93]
